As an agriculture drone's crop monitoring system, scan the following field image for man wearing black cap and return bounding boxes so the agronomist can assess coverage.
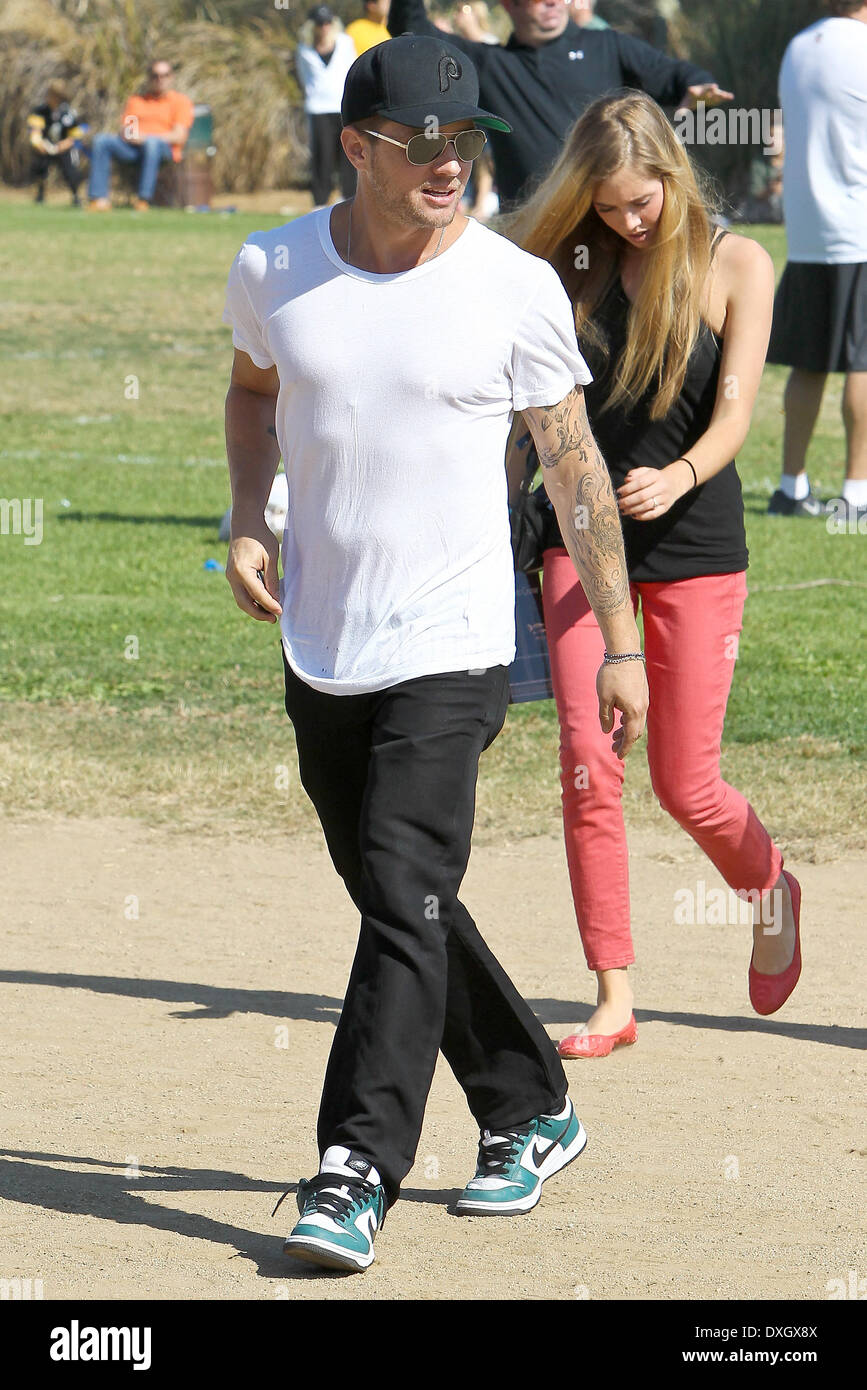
[223,33,647,1272]
[295,6,358,207]
[388,0,732,208]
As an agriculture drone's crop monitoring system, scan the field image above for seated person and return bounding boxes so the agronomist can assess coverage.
[87,60,193,210]
[28,80,87,206]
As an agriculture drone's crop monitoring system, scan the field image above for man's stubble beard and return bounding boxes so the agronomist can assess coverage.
[364,152,464,232]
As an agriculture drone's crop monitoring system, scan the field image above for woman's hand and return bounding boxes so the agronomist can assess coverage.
[616,461,694,521]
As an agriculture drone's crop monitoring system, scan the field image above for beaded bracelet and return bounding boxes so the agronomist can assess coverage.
[677,456,699,488]
[603,651,646,665]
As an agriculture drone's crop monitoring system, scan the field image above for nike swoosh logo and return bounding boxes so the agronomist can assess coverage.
[529,1121,571,1171]
[356,1208,378,1245]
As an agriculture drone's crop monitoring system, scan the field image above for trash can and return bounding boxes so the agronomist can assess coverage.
[186,104,214,153]
[179,103,215,207]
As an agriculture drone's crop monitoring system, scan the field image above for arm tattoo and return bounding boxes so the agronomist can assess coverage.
[566,468,631,616]
[534,388,630,616]
[536,387,594,471]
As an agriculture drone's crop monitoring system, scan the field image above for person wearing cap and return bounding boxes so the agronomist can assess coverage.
[387,0,732,209]
[295,6,358,208]
[223,33,647,1273]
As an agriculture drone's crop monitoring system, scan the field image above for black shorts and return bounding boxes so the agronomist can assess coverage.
[767,261,867,374]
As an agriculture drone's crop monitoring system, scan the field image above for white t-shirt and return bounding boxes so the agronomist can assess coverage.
[223,211,590,695]
[295,34,358,116]
[779,17,867,263]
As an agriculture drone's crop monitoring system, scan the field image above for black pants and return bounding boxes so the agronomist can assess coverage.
[32,148,85,196]
[308,112,355,207]
[282,656,567,1206]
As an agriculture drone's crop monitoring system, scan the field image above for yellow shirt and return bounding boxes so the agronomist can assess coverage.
[345,18,390,56]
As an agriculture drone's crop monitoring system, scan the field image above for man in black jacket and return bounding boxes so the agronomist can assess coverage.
[388,0,732,207]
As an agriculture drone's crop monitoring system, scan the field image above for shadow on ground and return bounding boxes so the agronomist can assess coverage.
[0,1150,457,1283]
[56,511,221,528]
[3,972,860,1049]
[529,997,867,1050]
[0,971,341,1021]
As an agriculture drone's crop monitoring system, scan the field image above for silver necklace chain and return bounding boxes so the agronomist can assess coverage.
[346,199,446,268]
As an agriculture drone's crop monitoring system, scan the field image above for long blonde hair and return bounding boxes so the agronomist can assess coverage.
[508,92,718,421]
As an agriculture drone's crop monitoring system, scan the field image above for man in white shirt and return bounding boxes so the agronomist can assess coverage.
[295,5,358,207]
[223,33,648,1273]
[767,0,867,520]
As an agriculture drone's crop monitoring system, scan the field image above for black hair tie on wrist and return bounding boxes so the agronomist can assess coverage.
[679,456,698,489]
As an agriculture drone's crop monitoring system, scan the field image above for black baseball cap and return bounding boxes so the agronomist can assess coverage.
[309,5,334,22]
[341,34,511,133]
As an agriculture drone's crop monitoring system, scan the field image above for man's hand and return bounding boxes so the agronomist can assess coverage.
[226,523,282,623]
[679,83,734,111]
[597,660,648,760]
[224,348,282,622]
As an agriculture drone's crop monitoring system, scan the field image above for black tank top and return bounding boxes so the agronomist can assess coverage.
[548,263,749,582]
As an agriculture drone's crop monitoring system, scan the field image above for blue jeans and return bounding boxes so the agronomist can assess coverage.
[88,133,173,202]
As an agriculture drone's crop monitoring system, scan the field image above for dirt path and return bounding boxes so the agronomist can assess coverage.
[1,816,864,1301]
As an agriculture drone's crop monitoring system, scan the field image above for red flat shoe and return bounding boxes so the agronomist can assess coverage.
[558,1014,637,1059]
[749,870,802,1016]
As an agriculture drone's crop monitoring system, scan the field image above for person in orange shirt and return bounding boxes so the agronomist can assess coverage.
[88,60,194,210]
[345,0,391,55]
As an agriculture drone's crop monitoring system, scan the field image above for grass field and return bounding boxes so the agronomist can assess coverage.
[0,202,864,858]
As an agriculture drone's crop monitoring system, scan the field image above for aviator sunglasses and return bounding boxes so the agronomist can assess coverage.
[362,127,488,164]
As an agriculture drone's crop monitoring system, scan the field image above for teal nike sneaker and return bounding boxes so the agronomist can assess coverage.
[279,1147,386,1272]
[456,1098,587,1215]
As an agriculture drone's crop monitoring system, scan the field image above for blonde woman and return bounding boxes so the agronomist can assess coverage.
[509,92,803,1056]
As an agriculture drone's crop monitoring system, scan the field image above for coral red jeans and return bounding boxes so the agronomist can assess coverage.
[542,550,783,971]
